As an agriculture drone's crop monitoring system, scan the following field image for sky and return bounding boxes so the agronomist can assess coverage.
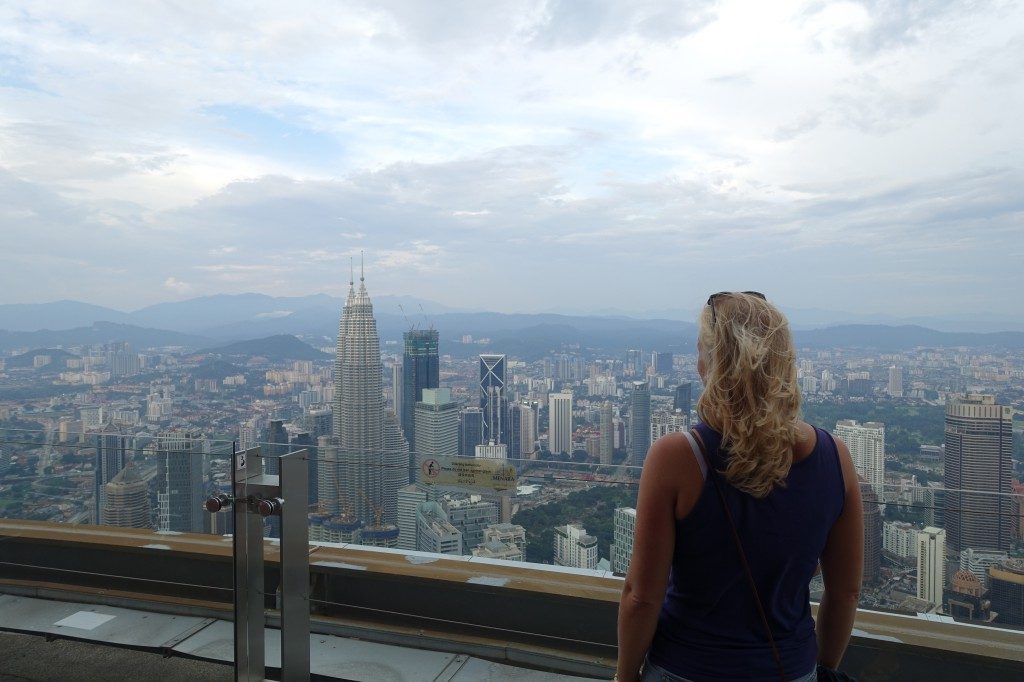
[0,1,1022,320]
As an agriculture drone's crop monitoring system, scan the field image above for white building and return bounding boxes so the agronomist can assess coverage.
[888,365,904,398]
[397,484,427,551]
[883,521,919,562]
[917,526,946,607]
[650,410,688,442]
[611,507,636,574]
[834,420,886,500]
[416,501,462,555]
[548,392,573,455]
[960,548,1008,590]
[414,387,460,458]
[475,441,508,459]
[553,523,598,570]
[482,523,526,556]
[79,406,104,429]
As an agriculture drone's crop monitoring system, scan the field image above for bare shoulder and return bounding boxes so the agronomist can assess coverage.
[642,432,693,476]
[641,432,704,518]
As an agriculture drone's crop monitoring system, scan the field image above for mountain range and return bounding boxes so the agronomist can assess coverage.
[0,295,1021,356]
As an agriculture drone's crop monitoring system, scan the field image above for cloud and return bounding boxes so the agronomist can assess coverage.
[163,277,193,295]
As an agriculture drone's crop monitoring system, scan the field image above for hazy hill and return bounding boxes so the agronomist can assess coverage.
[791,325,1024,350]
[204,335,330,361]
[0,322,211,354]
[5,348,79,370]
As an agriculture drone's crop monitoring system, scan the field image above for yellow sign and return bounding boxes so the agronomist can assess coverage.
[419,456,517,491]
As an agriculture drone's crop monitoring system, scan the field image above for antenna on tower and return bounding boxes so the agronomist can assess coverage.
[398,304,415,330]
[360,250,365,283]
[349,257,354,287]
[418,303,433,330]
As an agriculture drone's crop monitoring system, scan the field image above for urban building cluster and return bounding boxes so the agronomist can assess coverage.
[0,279,1022,628]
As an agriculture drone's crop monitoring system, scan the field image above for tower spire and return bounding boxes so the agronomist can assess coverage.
[360,250,365,283]
[349,257,354,287]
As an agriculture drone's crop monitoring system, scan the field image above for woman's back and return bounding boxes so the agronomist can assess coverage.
[648,422,846,681]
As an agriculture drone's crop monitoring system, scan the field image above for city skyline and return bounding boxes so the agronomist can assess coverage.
[1,3,1022,318]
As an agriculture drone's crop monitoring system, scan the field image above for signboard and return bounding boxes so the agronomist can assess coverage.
[420,456,517,491]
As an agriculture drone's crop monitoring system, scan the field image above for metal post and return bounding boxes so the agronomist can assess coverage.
[279,449,310,681]
[209,447,310,681]
[233,446,265,682]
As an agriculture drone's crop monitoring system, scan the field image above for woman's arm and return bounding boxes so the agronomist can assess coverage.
[615,434,701,682]
[816,436,864,669]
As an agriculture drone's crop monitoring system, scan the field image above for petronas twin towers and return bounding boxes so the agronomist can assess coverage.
[321,266,408,529]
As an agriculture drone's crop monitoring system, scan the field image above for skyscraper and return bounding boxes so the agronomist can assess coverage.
[861,483,883,584]
[102,464,150,529]
[414,388,460,460]
[653,352,673,375]
[515,402,538,459]
[943,394,1014,554]
[917,526,946,607]
[459,407,484,457]
[611,507,636,574]
[397,484,427,551]
[479,354,507,445]
[329,266,408,529]
[599,401,614,465]
[888,365,904,398]
[401,329,440,450]
[834,420,886,500]
[156,430,205,534]
[548,392,573,455]
[94,424,126,523]
[673,383,692,416]
[629,381,651,466]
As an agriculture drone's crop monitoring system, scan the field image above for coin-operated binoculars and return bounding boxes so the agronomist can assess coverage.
[205,447,309,682]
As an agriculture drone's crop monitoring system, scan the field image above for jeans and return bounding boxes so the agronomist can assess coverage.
[641,656,817,682]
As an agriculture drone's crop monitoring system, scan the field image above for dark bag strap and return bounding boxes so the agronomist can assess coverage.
[689,428,787,682]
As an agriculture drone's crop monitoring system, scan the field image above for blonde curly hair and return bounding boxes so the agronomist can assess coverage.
[696,292,802,498]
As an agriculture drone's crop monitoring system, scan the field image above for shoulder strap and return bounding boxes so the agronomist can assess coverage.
[682,430,708,481]
[689,429,787,682]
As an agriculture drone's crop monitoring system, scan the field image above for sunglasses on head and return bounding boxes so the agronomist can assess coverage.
[706,291,766,325]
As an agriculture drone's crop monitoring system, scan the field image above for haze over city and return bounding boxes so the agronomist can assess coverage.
[1,1,1022,320]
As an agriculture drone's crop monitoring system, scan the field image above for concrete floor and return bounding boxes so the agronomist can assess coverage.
[0,631,233,682]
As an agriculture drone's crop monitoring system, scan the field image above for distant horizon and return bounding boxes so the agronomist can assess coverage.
[1,291,1022,335]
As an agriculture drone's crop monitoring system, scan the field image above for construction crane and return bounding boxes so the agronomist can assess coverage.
[397,304,416,331]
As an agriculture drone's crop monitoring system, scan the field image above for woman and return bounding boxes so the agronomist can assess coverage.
[616,292,863,682]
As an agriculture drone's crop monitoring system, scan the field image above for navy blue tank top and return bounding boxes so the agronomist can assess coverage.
[648,422,846,681]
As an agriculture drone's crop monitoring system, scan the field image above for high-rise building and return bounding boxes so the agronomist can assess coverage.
[883,521,919,563]
[401,329,440,452]
[479,354,507,445]
[482,523,526,557]
[653,352,673,375]
[397,484,427,551]
[391,363,403,417]
[94,424,126,523]
[651,410,688,443]
[611,507,636,574]
[554,523,598,570]
[888,365,904,398]
[673,383,692,416]
[264,419,288,475]
[459,407,484,457]
[917,526,946,607]
[289,430,318,509]
[414,388,460,462]
[101,464,150,529]
[861,483,883,584]
[629,382,651,466]
[943,394,1014,554]
[303,406,332,441]
[988,559,1024,626]
[156,430,206,534]
[329,267,408,530]
[443,495,498,553]
[416,501,462,555]
[960,548,1009,590]
[548,392,573,455]
[475,442,508,459]
[599,401,614,465]
[834,420,886,500]
[515,402,538,459]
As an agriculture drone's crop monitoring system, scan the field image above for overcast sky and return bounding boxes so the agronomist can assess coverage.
[0,1,1021,319]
